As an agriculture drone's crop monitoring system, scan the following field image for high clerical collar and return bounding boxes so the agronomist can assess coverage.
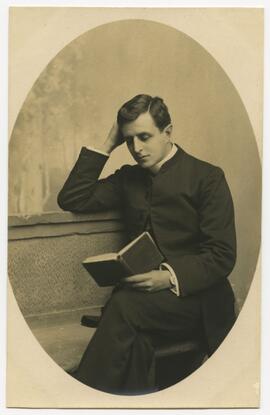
[149,143,178,174]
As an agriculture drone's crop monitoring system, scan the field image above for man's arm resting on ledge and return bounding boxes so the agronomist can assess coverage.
[57,146,126,213]
[57,123,125,213]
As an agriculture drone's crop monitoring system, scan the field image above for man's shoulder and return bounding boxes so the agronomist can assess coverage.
[180,147,224,179]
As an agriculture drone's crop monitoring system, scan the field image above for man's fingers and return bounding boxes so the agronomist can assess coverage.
[130,281,150,288]
[122,276,153,291]
[122,274,147,283]
[128,282,152,291]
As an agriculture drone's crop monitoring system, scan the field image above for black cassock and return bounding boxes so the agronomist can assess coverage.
[58,144,237,394]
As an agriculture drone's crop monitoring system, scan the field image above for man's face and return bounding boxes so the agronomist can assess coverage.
[121,112,172,170]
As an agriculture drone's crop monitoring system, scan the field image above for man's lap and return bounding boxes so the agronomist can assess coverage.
[102,286,203,340]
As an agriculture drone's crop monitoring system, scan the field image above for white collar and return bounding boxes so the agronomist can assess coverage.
[150,143,178,174]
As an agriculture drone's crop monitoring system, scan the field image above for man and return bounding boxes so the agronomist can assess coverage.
[57,94,237,395]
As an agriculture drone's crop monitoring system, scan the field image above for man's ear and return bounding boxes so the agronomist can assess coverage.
[163,124,173,140]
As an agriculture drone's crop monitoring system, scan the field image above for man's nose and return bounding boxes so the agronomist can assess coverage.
[133,136,143,153]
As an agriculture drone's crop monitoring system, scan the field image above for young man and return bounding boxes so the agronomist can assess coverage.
[58,94,237,395]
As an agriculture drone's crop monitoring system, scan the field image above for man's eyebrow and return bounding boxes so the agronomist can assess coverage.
[123,132,152,140]
[138,132,152,136]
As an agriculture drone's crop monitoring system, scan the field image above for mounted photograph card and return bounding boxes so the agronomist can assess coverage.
[7,6,263,408]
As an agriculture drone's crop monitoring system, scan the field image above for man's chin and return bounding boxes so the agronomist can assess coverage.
[137,158,153,169]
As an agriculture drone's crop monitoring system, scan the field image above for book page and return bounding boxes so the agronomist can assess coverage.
[84,252,117,263]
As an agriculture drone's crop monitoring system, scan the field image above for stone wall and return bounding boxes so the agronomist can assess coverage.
[8,211,127,317]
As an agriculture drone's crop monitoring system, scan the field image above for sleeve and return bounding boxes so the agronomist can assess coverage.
[166,168,237,296]
[85,145,110,157]
[159,262,180,296]
[57,147,124,213]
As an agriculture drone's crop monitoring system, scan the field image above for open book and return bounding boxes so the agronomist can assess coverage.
[82,231,164,286]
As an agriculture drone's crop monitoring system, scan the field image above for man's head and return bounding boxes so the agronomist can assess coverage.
[117,95,173,171]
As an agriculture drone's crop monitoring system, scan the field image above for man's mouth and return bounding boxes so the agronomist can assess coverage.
[137,155,149,161]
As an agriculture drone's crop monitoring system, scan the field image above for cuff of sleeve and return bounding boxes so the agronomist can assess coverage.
[85,146,110,157]
[159,262,180,296]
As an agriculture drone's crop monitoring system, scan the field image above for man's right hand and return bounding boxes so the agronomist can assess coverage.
[100,123,125,154]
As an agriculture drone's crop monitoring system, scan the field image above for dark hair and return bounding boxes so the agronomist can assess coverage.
[117,94,171,131]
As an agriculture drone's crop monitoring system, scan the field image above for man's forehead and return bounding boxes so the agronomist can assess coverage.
[122,112,157,135]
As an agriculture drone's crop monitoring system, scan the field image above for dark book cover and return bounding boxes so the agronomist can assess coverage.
[82,232,164,286]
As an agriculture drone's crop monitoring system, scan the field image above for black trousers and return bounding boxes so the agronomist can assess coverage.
[73,287,202,395]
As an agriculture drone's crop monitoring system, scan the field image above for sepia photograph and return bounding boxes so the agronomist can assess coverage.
[5,5,264,409]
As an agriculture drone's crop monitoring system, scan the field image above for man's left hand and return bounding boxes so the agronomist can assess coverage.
[121,270,172,292]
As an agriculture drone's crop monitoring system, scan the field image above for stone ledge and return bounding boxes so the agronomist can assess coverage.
[8,210,125,241]
[8,210,122,227]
